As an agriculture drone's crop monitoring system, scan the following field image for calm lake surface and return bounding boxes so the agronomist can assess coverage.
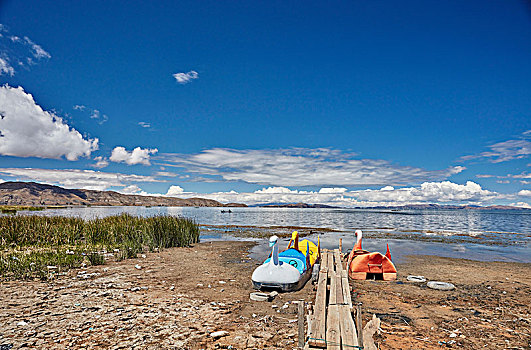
[12,206,531,263]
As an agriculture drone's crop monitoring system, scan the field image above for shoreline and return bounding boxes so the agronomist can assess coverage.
[1,241,530,349]
[204,229,531,264]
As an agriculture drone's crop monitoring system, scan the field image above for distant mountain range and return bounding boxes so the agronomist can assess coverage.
[254,202,528,210]
[0,181,245,207]
[256,202,339,208]
[0,182,528,210]
[353,203,529,210]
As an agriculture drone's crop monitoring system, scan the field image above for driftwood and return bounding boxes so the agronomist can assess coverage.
[362,314,381,350]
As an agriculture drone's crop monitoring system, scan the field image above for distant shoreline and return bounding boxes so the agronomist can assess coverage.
[1,181,529,210]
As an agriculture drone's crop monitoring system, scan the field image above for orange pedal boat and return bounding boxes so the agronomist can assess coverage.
[347,230,397,281]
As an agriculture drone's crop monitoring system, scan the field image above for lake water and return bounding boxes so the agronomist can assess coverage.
[12,206,531,263]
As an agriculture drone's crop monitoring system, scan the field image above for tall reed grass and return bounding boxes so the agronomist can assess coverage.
[0,214,199,280]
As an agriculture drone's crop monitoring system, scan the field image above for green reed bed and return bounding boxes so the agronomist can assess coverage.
[0,214,200,280]
[0,205,45,214]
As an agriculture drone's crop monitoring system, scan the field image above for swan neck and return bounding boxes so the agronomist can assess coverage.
[272,243,279,265]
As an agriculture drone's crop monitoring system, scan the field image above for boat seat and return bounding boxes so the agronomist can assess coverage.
[265,248,307,273]
[263,256,306,274]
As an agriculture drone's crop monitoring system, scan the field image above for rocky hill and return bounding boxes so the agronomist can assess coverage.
[258,202,339,208]
[0,181,244,207]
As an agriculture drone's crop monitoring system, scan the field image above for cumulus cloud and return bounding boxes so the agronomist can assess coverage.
[461,131,531,163]
[169,181,503,207]
[518,189,531,197]
[0,25,50,75]
[351,181,499,203]
[173,70,198,84]
[166,185,185,196]
[160,148,464,187]
[0,85,98,160]
[0,168,160,191]
[120,185,143,194]
[110,146,158,166]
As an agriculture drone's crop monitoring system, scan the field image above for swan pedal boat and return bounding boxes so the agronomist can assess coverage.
[251,232,319,292]
[347,230,397,281]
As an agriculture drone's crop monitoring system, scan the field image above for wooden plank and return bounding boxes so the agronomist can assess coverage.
[335,274,344,305]
[321,250,329,271]
[339,305,358,348]
[333,249,342,272]
[307,310,313,340]
[329,272,337,305]
[308,268,328,348]
[327,253,334,275]
[298,301,305,348]
[356,303,364,347]
[326,305,341,350]
[341,270,352,308]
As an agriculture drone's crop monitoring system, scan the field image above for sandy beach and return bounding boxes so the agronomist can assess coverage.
[1,241,530,349]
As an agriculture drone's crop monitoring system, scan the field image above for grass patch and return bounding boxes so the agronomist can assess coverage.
[0,213,199,280]
[0,205,45,214]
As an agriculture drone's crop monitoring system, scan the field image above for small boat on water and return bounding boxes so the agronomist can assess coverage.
[347,230,397,281]
[251,231,319,292]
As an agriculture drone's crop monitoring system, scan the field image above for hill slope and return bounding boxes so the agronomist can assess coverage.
[0,182,241,207]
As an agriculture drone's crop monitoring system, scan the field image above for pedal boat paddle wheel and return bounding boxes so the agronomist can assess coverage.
[251,231,320,292]
[347,230,397,281]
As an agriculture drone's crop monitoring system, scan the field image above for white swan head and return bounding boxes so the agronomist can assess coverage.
[269,235,279,247]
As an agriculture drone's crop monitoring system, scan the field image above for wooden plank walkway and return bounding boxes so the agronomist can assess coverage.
[306,249,360,349]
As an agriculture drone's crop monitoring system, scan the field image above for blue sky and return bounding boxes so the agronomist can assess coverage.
[0,0,530,207]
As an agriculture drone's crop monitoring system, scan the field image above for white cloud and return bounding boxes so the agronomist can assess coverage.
[89,109,108,124]
[168,181,504,207]
[110,146,158,166]
[461,131,531,163]
[23,36,51,59]
[160,148,465,187]
[510,172,531,179]
[166,185,184,196]
[514,202,531,209]
[154,171,180,178]
[476,174,494,178]
[0,85,98,160]
[138,121,151,128]
[351,181,499,203]
[318,187,348,194]
[72,105,109,124]
[0,57,14,76]
[0,26,50,75]
[518,189,531,197]
[0,168,160,191]
[92,156,109,168]
[173,70,198,84]
[120,185,143,194]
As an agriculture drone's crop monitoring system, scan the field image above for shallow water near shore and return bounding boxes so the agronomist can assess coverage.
[12,206,531,263]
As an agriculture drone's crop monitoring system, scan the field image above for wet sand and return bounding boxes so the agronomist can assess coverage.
[1,241,530,349]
